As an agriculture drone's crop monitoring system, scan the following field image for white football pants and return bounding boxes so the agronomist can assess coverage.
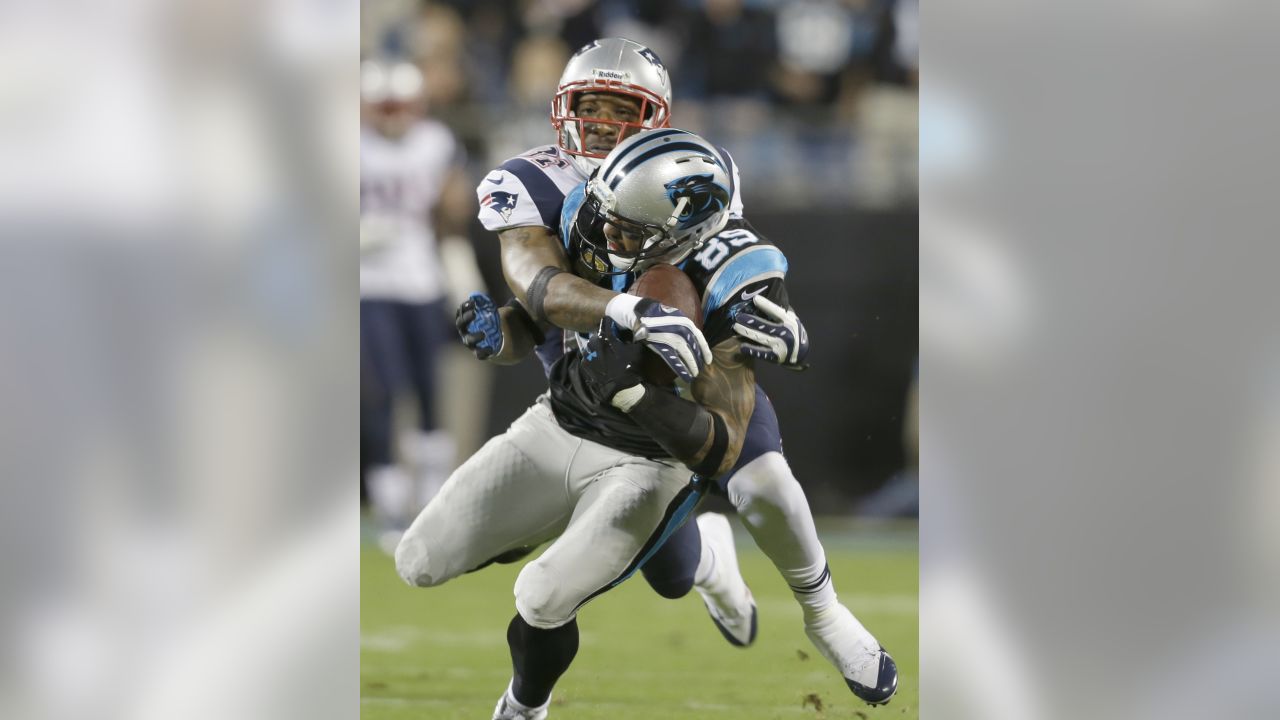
[395,395,696,629]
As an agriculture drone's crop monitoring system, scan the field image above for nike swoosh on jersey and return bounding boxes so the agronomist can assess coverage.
[740,287,765,302]
[484,173,505,185]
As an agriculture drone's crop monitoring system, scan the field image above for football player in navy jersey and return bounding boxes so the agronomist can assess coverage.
[360,59,473,547]
[460,127,901,712]
[458,35,901,712]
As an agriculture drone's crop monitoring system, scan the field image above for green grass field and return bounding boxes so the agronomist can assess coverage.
[362,519,918,720]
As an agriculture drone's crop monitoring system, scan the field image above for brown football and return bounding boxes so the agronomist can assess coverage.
[629,263,703,386]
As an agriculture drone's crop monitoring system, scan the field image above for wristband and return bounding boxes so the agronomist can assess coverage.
[527,267,566,322]
[604,293,642,331]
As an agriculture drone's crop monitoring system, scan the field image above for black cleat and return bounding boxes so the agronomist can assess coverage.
[845,647,898,705]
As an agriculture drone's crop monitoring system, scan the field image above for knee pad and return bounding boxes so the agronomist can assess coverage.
[514,559,576,629]
[727,452,806,519]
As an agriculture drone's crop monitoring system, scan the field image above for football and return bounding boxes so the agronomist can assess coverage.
[629,263,703,386]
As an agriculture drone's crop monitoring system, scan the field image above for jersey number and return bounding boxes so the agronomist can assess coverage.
[528,151,570,169]
[693,228,758,271]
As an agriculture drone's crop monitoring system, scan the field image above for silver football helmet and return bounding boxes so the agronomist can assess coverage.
[569,129,731,276]
[552,38,673,176]
[361,59,425,139]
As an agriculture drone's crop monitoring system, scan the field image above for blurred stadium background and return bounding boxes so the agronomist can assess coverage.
[362,0,919,512]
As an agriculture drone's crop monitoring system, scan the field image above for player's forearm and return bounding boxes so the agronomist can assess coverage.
[616,387,744,477]
[539,273,617,332]
[488,306,538,365]
[499,225,617,333]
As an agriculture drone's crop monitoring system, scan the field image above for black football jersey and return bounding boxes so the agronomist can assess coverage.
[544,214,792,458]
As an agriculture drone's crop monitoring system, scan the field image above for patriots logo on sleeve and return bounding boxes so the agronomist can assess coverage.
[481,191,519,222]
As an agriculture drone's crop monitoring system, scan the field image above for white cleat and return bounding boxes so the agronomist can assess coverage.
[804,603,898,704]
[694,513,758,647]
[492,683,549,720]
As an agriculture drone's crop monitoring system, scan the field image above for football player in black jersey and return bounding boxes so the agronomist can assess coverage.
[457,125,898,718]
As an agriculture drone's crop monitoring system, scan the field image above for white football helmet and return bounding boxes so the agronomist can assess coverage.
[552,38,673,176]
[360,59,424,104]
[361,59,425,139]
[569,129,731,276]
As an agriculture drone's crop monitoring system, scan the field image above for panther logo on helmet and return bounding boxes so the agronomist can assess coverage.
[567,129,733,276]
[663,174,730,228]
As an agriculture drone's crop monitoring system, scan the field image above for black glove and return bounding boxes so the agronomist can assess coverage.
[455,292,503,360]
[580,319,647,407]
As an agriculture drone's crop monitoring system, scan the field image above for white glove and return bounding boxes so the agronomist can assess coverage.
[734,295,810,369]
[605,294,712,382]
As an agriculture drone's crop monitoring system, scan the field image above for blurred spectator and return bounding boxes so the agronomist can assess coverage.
[893,0,919,87]
[679,0,777,100]
[852,0,918,207]
[364,1,918,222]
[599,1,683,73]
[360,59,477,550]
[523,0,601,45]
[772,0,856,107]
[409,3,469,108]
[486,34,572,164]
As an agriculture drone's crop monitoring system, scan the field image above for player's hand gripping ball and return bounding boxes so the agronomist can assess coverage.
[628,263,706,386]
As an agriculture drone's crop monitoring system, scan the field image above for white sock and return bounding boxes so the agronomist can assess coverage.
[693,532,719,589]
[727,452,838,613]
[788,561,839,616]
